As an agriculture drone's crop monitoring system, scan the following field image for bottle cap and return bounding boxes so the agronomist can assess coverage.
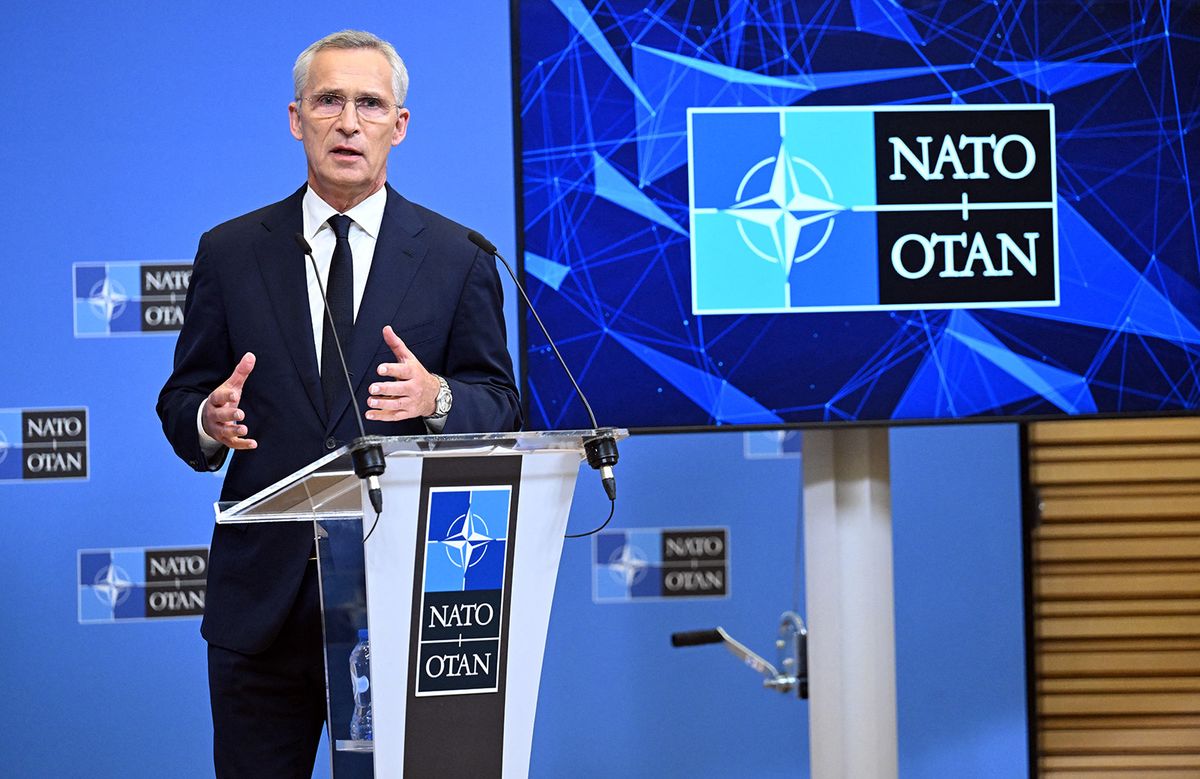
[358,628,369,640]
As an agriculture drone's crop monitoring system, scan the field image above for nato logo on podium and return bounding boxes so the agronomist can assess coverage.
[415,486,513,696]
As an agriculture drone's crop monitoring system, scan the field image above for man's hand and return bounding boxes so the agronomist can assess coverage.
[367,325,439,421]
[202,352,258,450]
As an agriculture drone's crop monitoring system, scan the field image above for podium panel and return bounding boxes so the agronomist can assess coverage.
[215,430,625,778]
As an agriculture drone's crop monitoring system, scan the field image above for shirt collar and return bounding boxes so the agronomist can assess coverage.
[302,185,388,241]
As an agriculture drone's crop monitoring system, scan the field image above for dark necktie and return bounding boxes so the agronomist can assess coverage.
[321,214,354,417]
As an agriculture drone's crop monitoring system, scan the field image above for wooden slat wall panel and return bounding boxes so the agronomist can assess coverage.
[1030,418,1200,778]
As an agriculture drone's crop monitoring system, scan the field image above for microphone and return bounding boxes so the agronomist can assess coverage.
[466,230,619,503]
[294,233,385,517]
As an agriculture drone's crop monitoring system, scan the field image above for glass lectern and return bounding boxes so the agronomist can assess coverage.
[215,430,627,779]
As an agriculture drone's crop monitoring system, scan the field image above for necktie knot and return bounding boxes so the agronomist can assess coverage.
[328,214,353,241]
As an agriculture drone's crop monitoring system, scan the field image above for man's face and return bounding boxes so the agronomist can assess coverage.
[289,48,409,210]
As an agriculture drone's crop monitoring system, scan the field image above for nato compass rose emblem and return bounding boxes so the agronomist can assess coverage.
[436,501,497,585]
[92,563,134,609]
[606,541,649,589]
[725,143,843,280]
[87,277,128,323]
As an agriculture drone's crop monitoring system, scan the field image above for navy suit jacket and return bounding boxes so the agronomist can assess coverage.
[157,184,520,653]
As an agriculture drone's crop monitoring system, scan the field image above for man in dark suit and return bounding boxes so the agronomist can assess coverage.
[157,29,519,777]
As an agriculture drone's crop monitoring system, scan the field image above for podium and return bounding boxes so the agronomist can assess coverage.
[215,429,626,778]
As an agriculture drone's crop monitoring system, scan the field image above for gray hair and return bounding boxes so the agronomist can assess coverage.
[293,29,409,107]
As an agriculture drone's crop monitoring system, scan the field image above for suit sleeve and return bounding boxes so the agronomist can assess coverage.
[439,247,522,434]
[156,232,234,471]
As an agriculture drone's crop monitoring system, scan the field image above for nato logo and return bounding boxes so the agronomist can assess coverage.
[688,105,1058,314]
[0,407,88,482]
[594,527,729,603]
[415,486,512,696]
[78,546,208,623]
[73,261,192,336]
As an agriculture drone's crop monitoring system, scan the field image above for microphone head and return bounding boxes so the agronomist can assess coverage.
[467,230,498,256]
[293,232,313,255]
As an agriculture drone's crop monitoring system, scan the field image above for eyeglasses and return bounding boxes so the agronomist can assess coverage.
[300,92,399,122]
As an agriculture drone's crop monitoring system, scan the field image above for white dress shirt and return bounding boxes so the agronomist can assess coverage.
[301,186,386,370]
[198,185,430,456]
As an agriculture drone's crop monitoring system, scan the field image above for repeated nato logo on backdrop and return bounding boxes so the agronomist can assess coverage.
[78,547,209,623]
[73,261,192,336]
[594,527,729,603]
[688,104,1058,314]
[0,407,88,482]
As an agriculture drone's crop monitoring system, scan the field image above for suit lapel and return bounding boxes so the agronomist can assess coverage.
[254,186,327,426]
[326,186,430,432]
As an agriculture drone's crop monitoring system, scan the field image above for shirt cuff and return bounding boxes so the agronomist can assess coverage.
[196,400,224,459]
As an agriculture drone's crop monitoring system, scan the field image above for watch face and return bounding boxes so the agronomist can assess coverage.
[436,379,452,414]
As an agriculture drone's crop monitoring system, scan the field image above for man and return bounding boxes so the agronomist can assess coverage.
[157,30,520,777]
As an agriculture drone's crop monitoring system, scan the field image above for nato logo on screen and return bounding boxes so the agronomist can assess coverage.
[414,486,513,696]
[0,407,88,482]
[688,105,1058,314]
[78,546,208,623]
[593,527,729,603]
[73,261,192,336]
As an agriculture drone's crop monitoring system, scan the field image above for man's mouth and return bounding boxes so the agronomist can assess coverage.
[331,146,363,158]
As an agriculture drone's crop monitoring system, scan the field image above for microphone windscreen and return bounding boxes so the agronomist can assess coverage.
[670,629,724,647]
[467,230,498,256]
[293,232,313,255]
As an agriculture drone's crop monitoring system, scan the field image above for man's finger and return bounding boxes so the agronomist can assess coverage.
[211,387,241,407]
[369,380,416,397]
[226,352,257,390]
[227,436,258,450]
[382,326,414,363]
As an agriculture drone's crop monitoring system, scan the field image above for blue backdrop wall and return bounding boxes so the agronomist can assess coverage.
[0,3,1028,777]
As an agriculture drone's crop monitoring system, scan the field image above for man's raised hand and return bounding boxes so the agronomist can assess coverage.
[367,326,439,421]
[202,352,258,450]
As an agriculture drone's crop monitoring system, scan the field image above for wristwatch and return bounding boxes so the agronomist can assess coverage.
[429,374,453,419]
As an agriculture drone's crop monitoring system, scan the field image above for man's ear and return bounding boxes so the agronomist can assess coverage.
[392,108,410,147]
[289,102,304,141]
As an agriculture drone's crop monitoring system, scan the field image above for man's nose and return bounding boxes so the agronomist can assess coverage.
[335,101,361,134]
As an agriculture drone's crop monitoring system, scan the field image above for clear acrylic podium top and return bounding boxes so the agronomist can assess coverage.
[214,429,627,524]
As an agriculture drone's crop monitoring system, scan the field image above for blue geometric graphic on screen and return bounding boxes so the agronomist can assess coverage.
[850,0,924,44]
[550,0,650,110]
[525,252,569,291]
[941,311,1095,415]
[609,331,782,425]
[629,41,967,184]
[636,45,817,91]
[1016,202,1200,344]
[992,61,1135,95]
[895,311,1096,418]
[425,488,509,593]
[692,109,878,313]
[631,44,811,185]
[592,152,686,235]
[519,2,1199,429]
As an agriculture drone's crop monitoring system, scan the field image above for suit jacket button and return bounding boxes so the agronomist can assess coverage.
[325,437,337,450]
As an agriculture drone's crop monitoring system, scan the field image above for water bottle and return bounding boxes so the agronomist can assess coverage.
[349,628,372,741]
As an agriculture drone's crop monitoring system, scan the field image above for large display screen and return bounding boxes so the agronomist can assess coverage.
[513,1,1199,431]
